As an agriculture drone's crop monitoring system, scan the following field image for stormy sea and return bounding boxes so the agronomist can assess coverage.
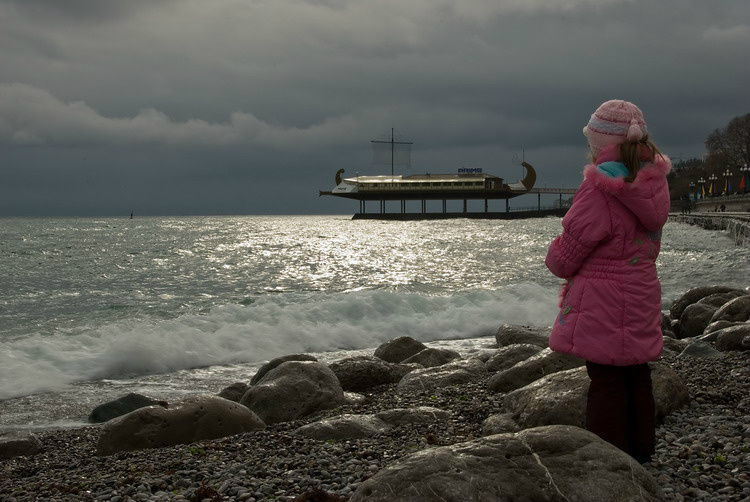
[1,215,747,432]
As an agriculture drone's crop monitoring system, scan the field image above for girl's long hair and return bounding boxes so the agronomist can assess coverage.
[619,137,661,182]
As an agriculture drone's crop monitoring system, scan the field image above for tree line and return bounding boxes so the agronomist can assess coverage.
[667,113,749,199]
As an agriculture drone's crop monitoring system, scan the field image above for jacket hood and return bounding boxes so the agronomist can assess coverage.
[583,145,672,231]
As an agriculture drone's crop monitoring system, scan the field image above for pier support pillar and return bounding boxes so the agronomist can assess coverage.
[442,200,446,213]
[421,200,426,214]
[484,199,488,213]
[401,200,405,214]
[463,199,467,213]
[538,193,541,211]
[559,193,563,207]
[505,199,510,212]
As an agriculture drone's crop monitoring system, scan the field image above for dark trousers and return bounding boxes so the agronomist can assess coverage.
[585,361,655,462]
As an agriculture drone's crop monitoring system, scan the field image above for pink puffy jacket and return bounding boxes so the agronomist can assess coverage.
[545,146,671,366]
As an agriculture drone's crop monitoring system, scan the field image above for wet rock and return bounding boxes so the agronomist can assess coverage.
[487,348,584,394]
[494,324,549,348]
[714,324,750,351]
[241,361,345,425]
[710,295,750,323]
[679,302,718,339]
[373,336,426,363]
[0,433,42,460]
[217,382,249,402]
[349,425,663,502]
[397,358,485,394]
[329,356,414,391]
[250,354,318,385]
[484,343,543,373]
[96,395,265,455]
[374,407,450,426]
[400,348,460,367]
[88,393,166,423]
[679,341,722,358]
[295,414,390,440]
[669,286,745,320]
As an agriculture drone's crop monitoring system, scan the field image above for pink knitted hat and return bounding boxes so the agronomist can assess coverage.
[583,99,648,155]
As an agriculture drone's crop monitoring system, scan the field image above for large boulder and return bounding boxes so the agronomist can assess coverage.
[329,356,414,391]
[484,344,543,373]
[240,361,345,425]
[669,286,745,319]
[678,302,718,339]
[487,348,584,394]
[0,433,42,460]
[401,348,460,368]
[495,324,549,348]
[481,413,520,435]
[349,425,663,502]
[295,414,390,440]
[710,296,750,323]
[88,393,166,423]
[373,336,427,363]
[374,407,451,426]
[217,382,249,402]
[714,324,750,351]
[397,358,486,394]
[96,395,265,455]
[250,354,318,385]
[495,362,689,431]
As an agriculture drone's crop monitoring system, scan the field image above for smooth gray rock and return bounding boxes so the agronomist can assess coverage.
[496,362,689,430]
[240,361,345,425]
[294,414,390,440]
[250,354,318,385]
[217,382,249,402]
[373,336,427,363]
[742,335,750,349]
[468,349,499,362]
[715,324,750,351]
[88,393,166,423]
[374,407,451,426]
[329,356,414,391]
[0,433,42,460]
[481,412,520,435]
[349,425,663,502]
[487,348,584,394]
[663,335,688,354]
[679,302,718,339]
[704,320,745,335]
[710,295,750,323]
[397,358,486,394]
[96,395,265,455]
[494,324,549,348]
[679,341,722,358]
[669,286,745,319]
[661,311,671,334]
[401,348,460,368]
[484,343,543,372]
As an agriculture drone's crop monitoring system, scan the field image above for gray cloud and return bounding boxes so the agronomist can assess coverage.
[0,0,748,215]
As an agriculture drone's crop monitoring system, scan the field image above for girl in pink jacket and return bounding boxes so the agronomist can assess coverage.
[545,99,671,463]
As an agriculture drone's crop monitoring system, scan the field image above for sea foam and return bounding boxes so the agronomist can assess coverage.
[0,283,556,400]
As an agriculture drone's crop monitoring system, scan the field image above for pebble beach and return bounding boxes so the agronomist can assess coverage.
[1,346,748,502]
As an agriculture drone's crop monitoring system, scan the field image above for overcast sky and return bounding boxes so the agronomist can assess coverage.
[1,0,748,215]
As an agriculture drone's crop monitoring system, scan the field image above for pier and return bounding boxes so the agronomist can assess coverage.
[349,187,577,220]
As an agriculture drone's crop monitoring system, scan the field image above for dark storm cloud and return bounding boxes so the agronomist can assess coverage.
[0,0,748,214]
